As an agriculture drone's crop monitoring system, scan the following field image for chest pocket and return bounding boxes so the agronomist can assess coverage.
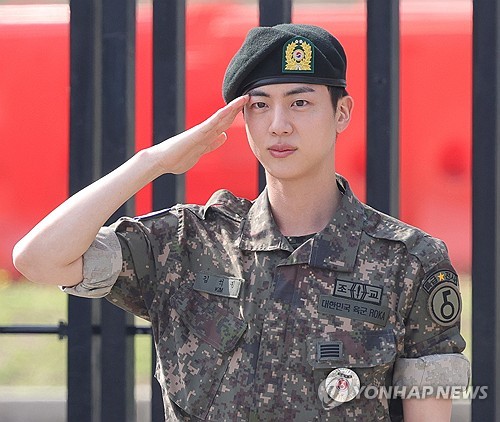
[158,284,247,419]
[307,329,397,421]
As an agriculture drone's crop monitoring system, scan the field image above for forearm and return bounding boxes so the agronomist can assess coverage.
[13,148,162,286]
[402,397,452,422]
[13,95,248,286]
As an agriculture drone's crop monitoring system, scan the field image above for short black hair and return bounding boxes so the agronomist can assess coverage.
[328,86,349,109]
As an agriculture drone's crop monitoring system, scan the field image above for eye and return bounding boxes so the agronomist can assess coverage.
[293,99,309,107]
[250,101,267,109]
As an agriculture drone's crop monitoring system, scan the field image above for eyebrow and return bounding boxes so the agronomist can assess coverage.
[248,85,316,98]
[284,86,316,96]
[247,88,270,98]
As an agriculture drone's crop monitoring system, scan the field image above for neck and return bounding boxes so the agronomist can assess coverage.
[266,172,341,236]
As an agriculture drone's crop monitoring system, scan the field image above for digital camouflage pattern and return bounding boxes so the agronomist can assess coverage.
[66,176,469,421]
[392,353,470,391]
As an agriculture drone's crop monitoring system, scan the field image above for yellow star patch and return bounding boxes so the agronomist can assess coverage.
[437,272,446,282]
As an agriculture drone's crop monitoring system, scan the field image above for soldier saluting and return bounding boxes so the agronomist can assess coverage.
[14,24,469,421]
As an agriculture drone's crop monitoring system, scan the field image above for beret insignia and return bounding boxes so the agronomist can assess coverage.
[282,36,314,73]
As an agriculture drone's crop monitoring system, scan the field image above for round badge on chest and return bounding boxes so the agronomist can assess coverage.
[324,368,360,403]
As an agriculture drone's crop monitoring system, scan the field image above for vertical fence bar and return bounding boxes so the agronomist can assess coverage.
[257,0,292,193]
[99,0,136,421]
[259,0,292,26]
[472,0,500,420]
[152,0,186,210]
[67,301,100,422]
[366,0,400,217]
[152,1,186,420]
[68,1,102,421]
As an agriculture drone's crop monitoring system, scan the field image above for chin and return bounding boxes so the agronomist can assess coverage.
[264,166,305,182]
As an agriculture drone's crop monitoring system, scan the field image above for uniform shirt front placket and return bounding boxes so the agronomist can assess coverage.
[237,190,298,420]
[238,183,366,420]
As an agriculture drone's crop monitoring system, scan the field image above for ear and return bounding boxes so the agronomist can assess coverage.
[335,95,354,134]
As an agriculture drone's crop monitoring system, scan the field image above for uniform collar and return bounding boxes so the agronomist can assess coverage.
[238,187,289,252]
[238,175,366,272]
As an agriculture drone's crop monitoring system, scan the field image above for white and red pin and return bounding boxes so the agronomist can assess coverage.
[318,368,361,409]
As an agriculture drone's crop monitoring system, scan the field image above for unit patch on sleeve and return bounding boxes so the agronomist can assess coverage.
[193,272,243,298]
[423,269,461,326]
[423,269,458,294]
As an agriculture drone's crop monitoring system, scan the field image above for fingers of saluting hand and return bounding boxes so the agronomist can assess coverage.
[195,95,249,140]
[202,131,227,155]
[151,95,249,176]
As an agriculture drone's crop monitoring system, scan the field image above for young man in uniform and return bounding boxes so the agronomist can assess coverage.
[14,24,469,421]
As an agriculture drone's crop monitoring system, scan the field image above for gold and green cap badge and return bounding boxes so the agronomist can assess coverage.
[223,23,347,103]
[282,36,315,73]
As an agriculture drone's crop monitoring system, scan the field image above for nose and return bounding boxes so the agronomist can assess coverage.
[268,107,293,136]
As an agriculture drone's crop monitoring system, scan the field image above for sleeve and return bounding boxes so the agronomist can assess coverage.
[392,241,470,396]
[105,217,157,321]
[60,226,123,298]
[62,209,181,321]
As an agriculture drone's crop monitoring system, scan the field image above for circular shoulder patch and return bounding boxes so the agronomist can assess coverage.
[427,282,461,326]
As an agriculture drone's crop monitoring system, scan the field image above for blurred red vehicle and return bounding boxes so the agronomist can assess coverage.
[0,1,472,279]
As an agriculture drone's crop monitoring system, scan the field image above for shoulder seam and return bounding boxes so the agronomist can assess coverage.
[364,210,448,273]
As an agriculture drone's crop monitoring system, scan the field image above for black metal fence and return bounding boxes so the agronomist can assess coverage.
[1,0,498,421]
[471,0,500,420]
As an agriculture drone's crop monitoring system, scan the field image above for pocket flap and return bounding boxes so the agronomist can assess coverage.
[170,284,247,353]
[307,329,396,369]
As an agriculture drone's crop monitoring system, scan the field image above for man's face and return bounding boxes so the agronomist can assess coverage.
[243,83,352,182]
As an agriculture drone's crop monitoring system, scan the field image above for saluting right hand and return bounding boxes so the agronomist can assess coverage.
[149,95,249,176]
[13,95,249,286]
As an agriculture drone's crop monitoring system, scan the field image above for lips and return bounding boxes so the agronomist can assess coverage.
[268,144,297,158]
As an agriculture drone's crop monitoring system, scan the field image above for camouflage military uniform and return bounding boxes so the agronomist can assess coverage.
[63,176,469,421]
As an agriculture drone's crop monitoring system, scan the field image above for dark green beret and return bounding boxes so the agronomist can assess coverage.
[222,23,347,103]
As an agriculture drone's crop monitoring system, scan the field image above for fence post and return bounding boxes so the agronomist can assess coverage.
[259,0,292,26]
[366,0,400,217]
[472,0,500,420]
[99,1,137,420]
[68,2,102,421]
[69,0,136,421]
[257,0,292,193]
[151,1,187,420]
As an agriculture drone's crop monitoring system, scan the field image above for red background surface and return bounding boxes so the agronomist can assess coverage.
[0,2,472,278]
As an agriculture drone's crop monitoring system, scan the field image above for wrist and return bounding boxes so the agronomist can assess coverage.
[133,147,167,182]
